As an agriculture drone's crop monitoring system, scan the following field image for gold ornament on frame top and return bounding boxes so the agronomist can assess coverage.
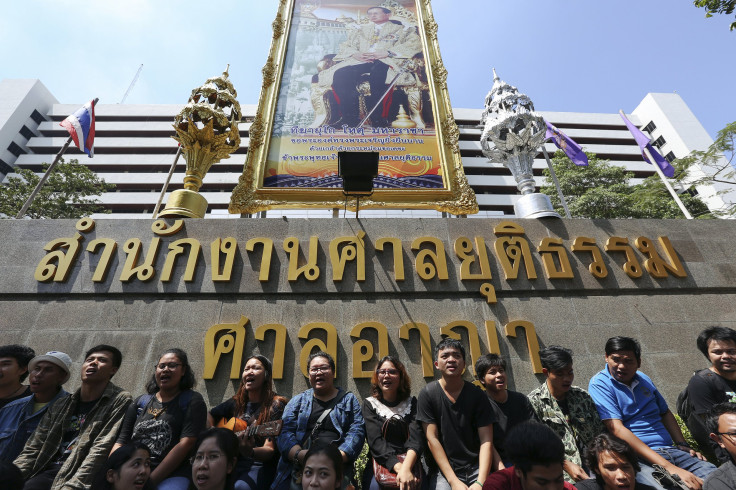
[159,67,242,218]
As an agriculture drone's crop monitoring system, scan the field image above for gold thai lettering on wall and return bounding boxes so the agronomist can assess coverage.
[203,316,545,382]
[34,218,689,287]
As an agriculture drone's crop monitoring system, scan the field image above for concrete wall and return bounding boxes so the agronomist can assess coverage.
[1,217,733,411]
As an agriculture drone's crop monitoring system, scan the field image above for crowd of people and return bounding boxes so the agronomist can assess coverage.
[1,326,736,490]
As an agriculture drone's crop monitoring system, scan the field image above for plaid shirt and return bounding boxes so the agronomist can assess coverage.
[528,382,604,483]
[14,382,131,490]
[272,388,365,490]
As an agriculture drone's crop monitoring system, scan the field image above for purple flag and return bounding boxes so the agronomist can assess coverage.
[544,120,588,166]
[619,111,674,178]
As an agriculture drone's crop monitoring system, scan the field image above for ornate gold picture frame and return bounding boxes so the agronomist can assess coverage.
[229,0,477,215]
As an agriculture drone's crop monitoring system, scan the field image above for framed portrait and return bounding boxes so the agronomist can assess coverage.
[229,0,478,215]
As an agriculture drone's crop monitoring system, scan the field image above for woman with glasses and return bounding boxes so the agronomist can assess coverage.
[362,356,423,490]
[191,428,239,490]
[271,351,365,490]
[207,355,287,490]
[112,348,207,490]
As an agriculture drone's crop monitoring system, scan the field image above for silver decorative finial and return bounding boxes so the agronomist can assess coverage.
[479,71,560,219]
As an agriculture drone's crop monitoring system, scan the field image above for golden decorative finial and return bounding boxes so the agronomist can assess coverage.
[158,70,241,218]
[223,64,230,77]
[391,105,416,129]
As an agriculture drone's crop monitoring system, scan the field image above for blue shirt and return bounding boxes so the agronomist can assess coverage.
[588,366,671,448]
[0,389,69,462]
[271,388,365,490]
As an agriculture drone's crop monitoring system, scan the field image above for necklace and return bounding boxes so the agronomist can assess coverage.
[148,403,167,419]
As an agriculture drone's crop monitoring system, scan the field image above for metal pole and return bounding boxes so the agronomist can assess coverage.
[153,145,183,217]
[15,136,73,218]
[17,97,99,219]
[642,146,693,219]
[541,146,572,218]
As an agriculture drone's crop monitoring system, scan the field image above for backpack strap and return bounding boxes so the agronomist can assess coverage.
[136,390,193,417]
[178,389,193,412]
[136,394,154,417]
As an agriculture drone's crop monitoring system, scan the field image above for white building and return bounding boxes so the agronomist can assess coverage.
[1,78,731,219]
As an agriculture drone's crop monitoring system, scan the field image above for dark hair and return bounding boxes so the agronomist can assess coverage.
[697,327,736,358]
[146,348,196,394]
[474,353,507,383]
[0,461,24,490]
[505,421,565,475]
[605,337,641,361]
[706,402,736,435]
[539,346,573,371]
[370,356,411,401]
[0,345,35,382]
[434,337,465,362]
[95,442,153,490]
[584,433,640,486]
[232,355,286,425]
[367,6,391,14]
[85,345,123,369]
[307,351,335,373]
[304,444,344,483]
[192,428,239,490]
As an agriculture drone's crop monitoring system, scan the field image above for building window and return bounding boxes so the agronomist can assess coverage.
[643,121,656,134]
[7,142,26,157]
[0,159,12,175]
[664,151,676,163]
[30,110,46,125]
[19,125,34,141]
[651,135,666,149]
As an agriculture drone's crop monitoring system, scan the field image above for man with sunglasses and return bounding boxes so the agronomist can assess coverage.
[704,402,736,489]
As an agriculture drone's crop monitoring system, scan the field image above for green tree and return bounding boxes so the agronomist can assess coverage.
[630,159,714,219]
[540,150,713,219]
[694,0,736,30]
[673,121,736,214]
[0,159,114,219]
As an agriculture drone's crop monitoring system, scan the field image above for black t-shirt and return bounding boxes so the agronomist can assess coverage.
[0,386,31,409]
[209,396,286,450]
[686,368,736,463]
[57,398,99,462]
[306,395,342,448]
[363,396,424,470]
[487,390,537,462]
[417,380,495,475]
[116,391,207,469]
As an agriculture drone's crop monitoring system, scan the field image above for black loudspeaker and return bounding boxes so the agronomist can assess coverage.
[338,151,379,195]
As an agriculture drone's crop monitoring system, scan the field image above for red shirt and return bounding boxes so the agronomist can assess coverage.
[483,467,576,490]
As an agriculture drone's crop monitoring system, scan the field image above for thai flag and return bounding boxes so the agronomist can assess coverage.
[59,100,96,157]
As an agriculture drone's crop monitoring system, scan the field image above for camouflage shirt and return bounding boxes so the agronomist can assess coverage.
[528,382,604,483]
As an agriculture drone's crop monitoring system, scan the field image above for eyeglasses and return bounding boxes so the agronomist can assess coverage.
[378,369,399,376]
[309,366,331,374]
[156,362,182,370]
[717,431,736,441]
[191,452,222,465]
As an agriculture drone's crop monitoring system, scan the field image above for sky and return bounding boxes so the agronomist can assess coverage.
[1,0,734,139]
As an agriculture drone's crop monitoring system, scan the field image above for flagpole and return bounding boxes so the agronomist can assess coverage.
[15,98,99,219]
[642,146,693,219]
[541,146,572,218]
[153,145,183,217]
